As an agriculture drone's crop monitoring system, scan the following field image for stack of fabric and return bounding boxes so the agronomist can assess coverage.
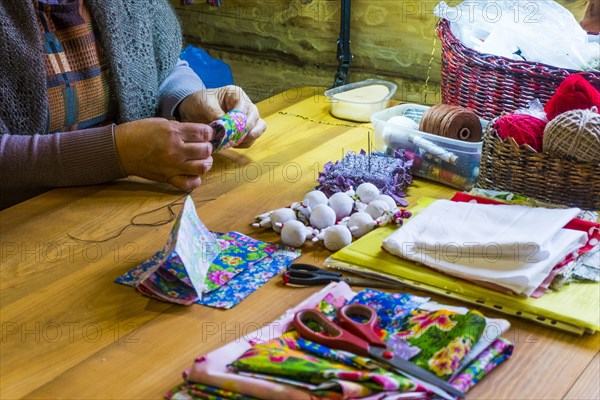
[382,197,598,297]
[166,283,513,399]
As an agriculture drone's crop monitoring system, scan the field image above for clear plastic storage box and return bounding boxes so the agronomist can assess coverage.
[371,104,488,190]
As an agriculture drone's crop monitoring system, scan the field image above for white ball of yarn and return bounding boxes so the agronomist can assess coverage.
[543,108,600,163]
[280,220,307,248]
[365,199,391,219]
[347,212,375,238]
[303,190,328,209]
[328,192,354,220]
[270,208,297,233]
[323,225,353,251]
[373,194,397,210]
[356,183,380,204]
[309,204,337,229]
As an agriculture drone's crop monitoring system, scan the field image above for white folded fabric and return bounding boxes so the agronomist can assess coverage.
[382,200,588,296]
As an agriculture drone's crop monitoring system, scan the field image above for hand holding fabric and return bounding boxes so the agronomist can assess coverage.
[178,85,266,148]
[114,118,214,191]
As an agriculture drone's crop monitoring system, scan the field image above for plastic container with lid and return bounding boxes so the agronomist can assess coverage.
[371,104,488,190]
[324,79,397,122]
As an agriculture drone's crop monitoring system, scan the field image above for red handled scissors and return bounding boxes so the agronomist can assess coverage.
[293,304,465,400]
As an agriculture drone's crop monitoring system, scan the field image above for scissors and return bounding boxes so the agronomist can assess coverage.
[283,264,403,290]
[293,304,465,400]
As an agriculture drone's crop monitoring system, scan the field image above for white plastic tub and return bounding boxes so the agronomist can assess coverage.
[325,79,397,122]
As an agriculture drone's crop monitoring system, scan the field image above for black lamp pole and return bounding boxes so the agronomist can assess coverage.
[332,0,352,87]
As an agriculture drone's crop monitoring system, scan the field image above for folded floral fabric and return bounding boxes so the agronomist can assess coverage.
[395,309,486,380]
[172,283,513,399]
[117,232,299,309]
[449,338,514,393]
[229,332,417,394]
[196,245,300,309]
[347,289,430,333]
[203,232,275,294]
[382,200,588,296]
[184,283,357,400]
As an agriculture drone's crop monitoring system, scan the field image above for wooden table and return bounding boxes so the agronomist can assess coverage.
[1,88,598,399]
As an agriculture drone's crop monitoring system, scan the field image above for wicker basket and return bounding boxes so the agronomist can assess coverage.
[477,126,600,210]
[437,19,600,121]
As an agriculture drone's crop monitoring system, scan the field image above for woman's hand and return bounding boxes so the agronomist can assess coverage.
[114,118,214,191]
[177,85,267,148]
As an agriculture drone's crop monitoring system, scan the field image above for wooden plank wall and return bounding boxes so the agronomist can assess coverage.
[171,0,589,104]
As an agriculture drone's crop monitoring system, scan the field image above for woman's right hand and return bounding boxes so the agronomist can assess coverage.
[114,118,214,191]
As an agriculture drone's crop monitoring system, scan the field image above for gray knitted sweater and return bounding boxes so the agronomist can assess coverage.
[0,0,204,209]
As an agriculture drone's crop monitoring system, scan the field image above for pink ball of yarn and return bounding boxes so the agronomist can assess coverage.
[493,114,547,152]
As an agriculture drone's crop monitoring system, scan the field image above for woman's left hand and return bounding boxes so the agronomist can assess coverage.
[178,85,267,148]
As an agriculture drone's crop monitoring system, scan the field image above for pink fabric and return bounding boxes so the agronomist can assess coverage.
[186,283,356,399]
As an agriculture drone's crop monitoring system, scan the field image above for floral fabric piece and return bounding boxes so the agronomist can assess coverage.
[115,196,219,305]
[168,283,513,399]
[396,309,486,380]
[203,232,274,293]
[229,332,417,394]
[450,338,514,392]
[116,230,299,309]
[196,245,300,309]
[211,110,249,152]
[348,289,429,332]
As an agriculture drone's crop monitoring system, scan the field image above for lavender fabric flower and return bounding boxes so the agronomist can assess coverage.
[316,150,413,207]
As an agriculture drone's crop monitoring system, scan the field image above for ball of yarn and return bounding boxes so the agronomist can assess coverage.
[543,108,600,163]
[545,74,600,121]
[494,114,547,152]
[323,225,353,251]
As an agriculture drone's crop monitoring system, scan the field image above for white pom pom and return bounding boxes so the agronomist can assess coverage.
[323,225,353,251]
[303,190,328,209]
[374,194,397,210]
[356,183,380,204]
[280,220,307,248]
[270,208,297,233]
[328,192,354,220]
[365,199,391,219]
[347,212,375,238]
[309,204,337,230]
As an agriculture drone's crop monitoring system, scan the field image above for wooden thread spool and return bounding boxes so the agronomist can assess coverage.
[543,107,600,163]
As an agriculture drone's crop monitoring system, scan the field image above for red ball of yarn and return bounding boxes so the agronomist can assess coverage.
[545,74,600,121]
[494,114,547,152]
